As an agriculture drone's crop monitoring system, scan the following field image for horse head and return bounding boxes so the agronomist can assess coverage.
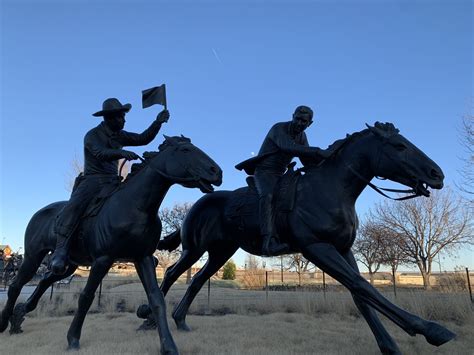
[151,135,223,193]
[366,122,444,197]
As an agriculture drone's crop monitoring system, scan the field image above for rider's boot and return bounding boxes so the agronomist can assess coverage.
[50,231,69,275]
[260,196,289,256]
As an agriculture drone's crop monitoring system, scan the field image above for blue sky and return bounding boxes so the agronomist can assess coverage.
[1,0,472,270]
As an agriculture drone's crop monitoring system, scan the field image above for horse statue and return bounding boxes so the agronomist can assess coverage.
[0,135,222,355]
[140,123,455,354]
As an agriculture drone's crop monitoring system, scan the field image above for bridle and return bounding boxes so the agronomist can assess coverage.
[346,138,422,201]
[119,145,204,184]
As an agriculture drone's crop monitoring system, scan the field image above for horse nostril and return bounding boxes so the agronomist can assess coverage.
[210,166,218,174]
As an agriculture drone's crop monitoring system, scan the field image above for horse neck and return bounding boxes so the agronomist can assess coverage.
[309,133,377,203]
[125,156,172,216]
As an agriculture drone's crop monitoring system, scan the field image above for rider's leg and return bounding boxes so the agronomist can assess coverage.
[255,171,288,255]
[51,180,99,275]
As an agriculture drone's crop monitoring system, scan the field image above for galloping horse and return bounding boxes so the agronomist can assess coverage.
[0,136,222,355]
[153,123,455,354]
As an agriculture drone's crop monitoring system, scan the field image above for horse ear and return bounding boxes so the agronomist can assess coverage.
[366,122,386,138]
[181,134,191,143]
[164,134,178,145]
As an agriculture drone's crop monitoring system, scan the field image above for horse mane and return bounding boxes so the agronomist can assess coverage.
[124,135,192,182]
[303,121,399,168]
[126,151,159,181]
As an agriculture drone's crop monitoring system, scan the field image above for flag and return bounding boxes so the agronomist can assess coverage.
[142,84,167,109]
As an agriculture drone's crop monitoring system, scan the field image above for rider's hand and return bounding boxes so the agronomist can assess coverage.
[122,150,140,161]
[156,109,170,124]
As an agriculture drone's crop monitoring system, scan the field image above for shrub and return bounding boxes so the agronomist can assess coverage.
[222,260,237,280]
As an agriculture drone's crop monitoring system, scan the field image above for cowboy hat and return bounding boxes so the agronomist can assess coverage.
[92,98,132,117]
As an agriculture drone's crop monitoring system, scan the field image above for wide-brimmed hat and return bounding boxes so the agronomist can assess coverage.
[92,98,132,117]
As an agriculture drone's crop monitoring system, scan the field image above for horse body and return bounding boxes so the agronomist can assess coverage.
[0,136,222,355]
[157,124,455,354]
[181,132,369,257]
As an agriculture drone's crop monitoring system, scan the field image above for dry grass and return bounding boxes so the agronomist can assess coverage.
[0,312,473,354]
[25,281,473,325]
[2,279,473,354]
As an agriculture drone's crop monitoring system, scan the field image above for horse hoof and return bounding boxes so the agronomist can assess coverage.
[424,321,456,347]
[136,304,152,319]
[67,338,80,350]
[379,341,402,355]
[0,312,9,333]
[174,318,191,332]
[10,303,27,334]
[160,342,179,355]
[381,346,402,355]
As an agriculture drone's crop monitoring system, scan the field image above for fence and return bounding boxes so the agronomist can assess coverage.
[16,267,471,311]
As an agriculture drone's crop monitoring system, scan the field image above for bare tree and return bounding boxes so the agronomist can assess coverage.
[159,203,193,234]
[154,203,193,277]
[372,188,473,289]
[353,222,384,285]
[280,253,314,286]
[380,232,409,275]
[458,111,474,200]
[373,225,411,295]
[65,154,84,192]
[245,254,261,270]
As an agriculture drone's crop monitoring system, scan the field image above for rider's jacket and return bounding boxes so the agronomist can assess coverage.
[83,121,162,175]
[235,121,325,175]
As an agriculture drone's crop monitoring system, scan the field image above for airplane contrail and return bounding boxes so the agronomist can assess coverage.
[211,48,222,64]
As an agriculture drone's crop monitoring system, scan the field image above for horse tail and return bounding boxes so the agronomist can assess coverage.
[157,229,181,252]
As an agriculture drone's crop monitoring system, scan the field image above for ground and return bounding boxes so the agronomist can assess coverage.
[1,278,472,354]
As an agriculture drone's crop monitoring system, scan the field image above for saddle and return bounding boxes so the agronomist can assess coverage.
[85,184,121,218]
[225,162,301,231]
[72,173,122,219]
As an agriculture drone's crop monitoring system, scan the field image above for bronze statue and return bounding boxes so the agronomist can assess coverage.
[0,134,222,355]
[50,98,170,275]
[235,106,331,255]
[141,122,455,354]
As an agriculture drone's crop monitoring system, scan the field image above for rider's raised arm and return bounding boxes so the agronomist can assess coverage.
[117,119,163,147]
[117,109,169,147]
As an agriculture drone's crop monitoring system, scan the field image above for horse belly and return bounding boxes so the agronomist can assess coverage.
[289,207,356,251]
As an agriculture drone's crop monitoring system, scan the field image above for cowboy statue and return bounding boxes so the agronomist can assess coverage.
[236,105,332,256]
[50,98,169,275]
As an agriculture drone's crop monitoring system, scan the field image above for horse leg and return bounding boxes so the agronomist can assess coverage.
[134,256,178,355]
[66,256,112,350]
[10,264,77,334]
[136,249,205,331]
[172,245,238,331]
[0,251,47,333]
[302,242,455,347]
[341,249,401,354]
[162,249,204,297]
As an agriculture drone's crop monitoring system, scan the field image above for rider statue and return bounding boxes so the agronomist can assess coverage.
[50,98,170,275]
[236,105,332,256]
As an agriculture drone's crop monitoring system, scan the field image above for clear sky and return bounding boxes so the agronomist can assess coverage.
[1,0,472,270]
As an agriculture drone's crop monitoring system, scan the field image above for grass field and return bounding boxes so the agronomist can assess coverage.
[1,279,473,354]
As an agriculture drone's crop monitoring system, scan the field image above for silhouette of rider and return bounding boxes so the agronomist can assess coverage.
[236,106,331,255]
[50,98,169,274]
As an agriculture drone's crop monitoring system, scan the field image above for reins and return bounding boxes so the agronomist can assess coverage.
[118,149,202,184]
